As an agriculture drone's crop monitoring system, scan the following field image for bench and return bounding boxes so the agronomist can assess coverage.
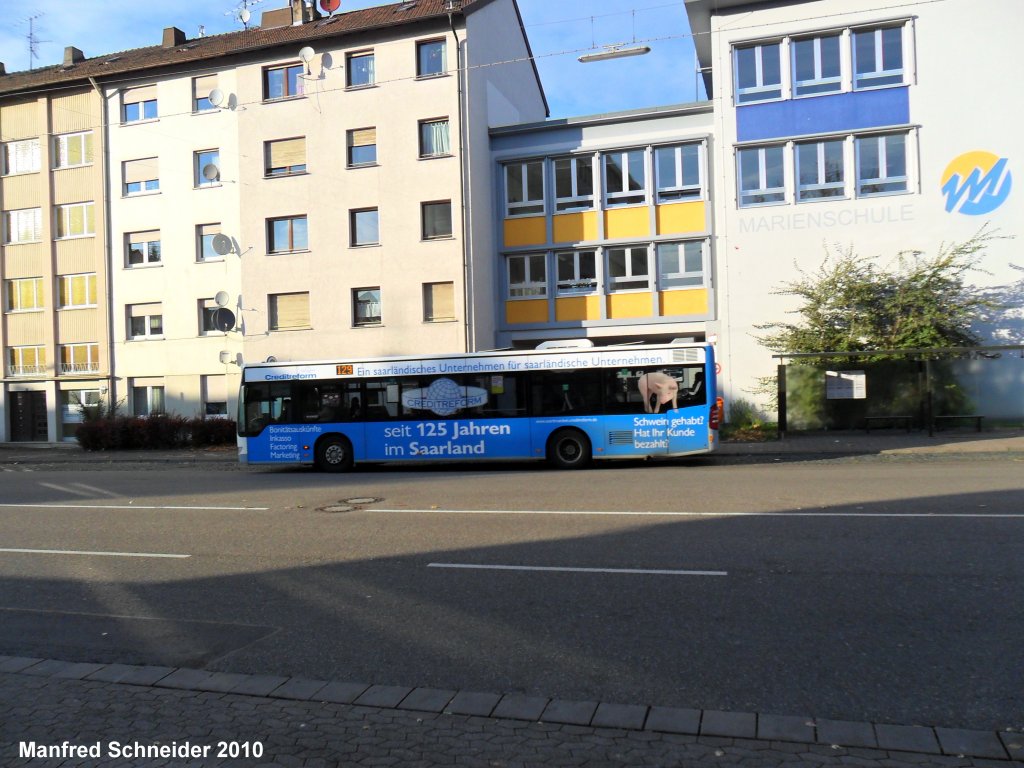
[864,415,912,433]
[933,415,983,432]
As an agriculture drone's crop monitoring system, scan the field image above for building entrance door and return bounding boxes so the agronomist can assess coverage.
[10,391,48,441]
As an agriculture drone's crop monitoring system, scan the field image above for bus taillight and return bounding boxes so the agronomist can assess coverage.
[710,397,723,430]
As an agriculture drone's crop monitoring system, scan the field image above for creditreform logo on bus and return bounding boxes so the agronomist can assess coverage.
[941,151,1012,216]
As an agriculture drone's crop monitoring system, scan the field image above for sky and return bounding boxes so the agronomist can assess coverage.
[0,0,705,118]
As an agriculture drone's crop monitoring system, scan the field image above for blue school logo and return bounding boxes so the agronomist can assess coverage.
[941,151,1012,216]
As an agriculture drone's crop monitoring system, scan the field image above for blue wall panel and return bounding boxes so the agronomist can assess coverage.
[736,88,910,142]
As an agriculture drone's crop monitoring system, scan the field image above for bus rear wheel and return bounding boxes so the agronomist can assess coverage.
[547,429,592,470]
[315,435,354,472]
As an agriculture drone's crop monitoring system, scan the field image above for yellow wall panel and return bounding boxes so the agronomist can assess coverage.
[555,295,602,322]
[58,309,101,344]
[503,217,547,247]
[660,289,708,316]
[552,211,598,243]
[55,239,99,275]
[1,173,43,209]
[656,201,706,235]
[0,99,40,140]
[2,244,46,278]
[4,311,48,345]
[506,299,549,324]
[53,166,96,205]
[606,292,653,319]
[604,207,650,240]
[51,91,95,133]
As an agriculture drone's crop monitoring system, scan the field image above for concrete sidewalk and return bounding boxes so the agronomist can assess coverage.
[1,429,1022,465]
[2,656,1021,767]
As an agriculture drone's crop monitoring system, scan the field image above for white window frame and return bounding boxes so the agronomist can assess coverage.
[853,26,905,90]
[555,250,597,295]
[505,161,545,217]
[60,343,100,374]
[603,150,648,207]
[3,137,41,175]
[553,156,595,212]
[655,143,704,203]
[855,132,909,197]
[127,305,164,340]
[55,202,95,239]
[657,241,706,290]
[123,158,160,196]
[734,42,783,104]
[57,273,97,309]
[122,87,158,123]
[737,145,786,207]
[5,277,44,312]
[796,139,847,201]
[792,34,842,97]
[8,345,46,376]
[54,131,93,169]
[507,254,547,298]
[4,208,42,244]
[606,245,651,292]
[126,232,162,267]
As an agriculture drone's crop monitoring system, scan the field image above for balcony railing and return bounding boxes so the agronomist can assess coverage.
[60,362,100,374]
[7,365,46,376]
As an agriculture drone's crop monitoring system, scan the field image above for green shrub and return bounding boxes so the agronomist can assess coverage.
[76,414,236,451]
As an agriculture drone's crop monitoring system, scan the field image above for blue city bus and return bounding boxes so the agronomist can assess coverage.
[237,342,719,471]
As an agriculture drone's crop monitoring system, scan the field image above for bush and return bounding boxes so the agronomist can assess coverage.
[76,414,236,451]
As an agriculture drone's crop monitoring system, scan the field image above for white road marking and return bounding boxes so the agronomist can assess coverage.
[0,503,268,511]
[429,563,727,576]
[370,508,1022,519]
[37,482,95,497]
[0,548,189,559]
[70,483,121,497]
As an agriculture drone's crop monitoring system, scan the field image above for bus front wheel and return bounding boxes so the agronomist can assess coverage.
[547,429,592,470]
[315,435,354,472]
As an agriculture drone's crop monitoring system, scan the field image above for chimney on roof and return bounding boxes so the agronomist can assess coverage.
[292,0,321,25]
[63,47,85,66]
[162,26,187,48]
[0,62,6,76]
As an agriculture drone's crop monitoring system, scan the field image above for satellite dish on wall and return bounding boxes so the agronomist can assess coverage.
[202,163,221,182]
[208,88,225,108]
[211,234,233,256]
[214,290,231,307]
[298,46,315,63]
[212,308,236,333]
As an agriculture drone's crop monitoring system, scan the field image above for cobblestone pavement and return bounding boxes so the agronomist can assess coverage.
[2,667,1021,768]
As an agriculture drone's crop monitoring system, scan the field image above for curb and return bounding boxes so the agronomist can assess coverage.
[2,655,1020,762]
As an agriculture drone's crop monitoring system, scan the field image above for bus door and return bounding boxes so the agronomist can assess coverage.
[665,365,709,454]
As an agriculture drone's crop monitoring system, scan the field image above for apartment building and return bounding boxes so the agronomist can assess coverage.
[0,73,109,442]
[490,105,716,349]
[685,0,1021,410]
[0,0,547,441]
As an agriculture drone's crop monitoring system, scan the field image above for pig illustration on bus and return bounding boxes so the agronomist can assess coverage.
[637,370,704,413]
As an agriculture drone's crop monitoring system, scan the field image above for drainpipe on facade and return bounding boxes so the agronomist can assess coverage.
[89,76,116,412]
[449,12,473,353]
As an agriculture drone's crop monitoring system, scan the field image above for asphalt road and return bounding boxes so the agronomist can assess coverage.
[0,456,1021,734]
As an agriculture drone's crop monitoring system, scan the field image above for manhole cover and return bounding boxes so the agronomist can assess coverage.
[319,505,353,513]
[344,497,380,505]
